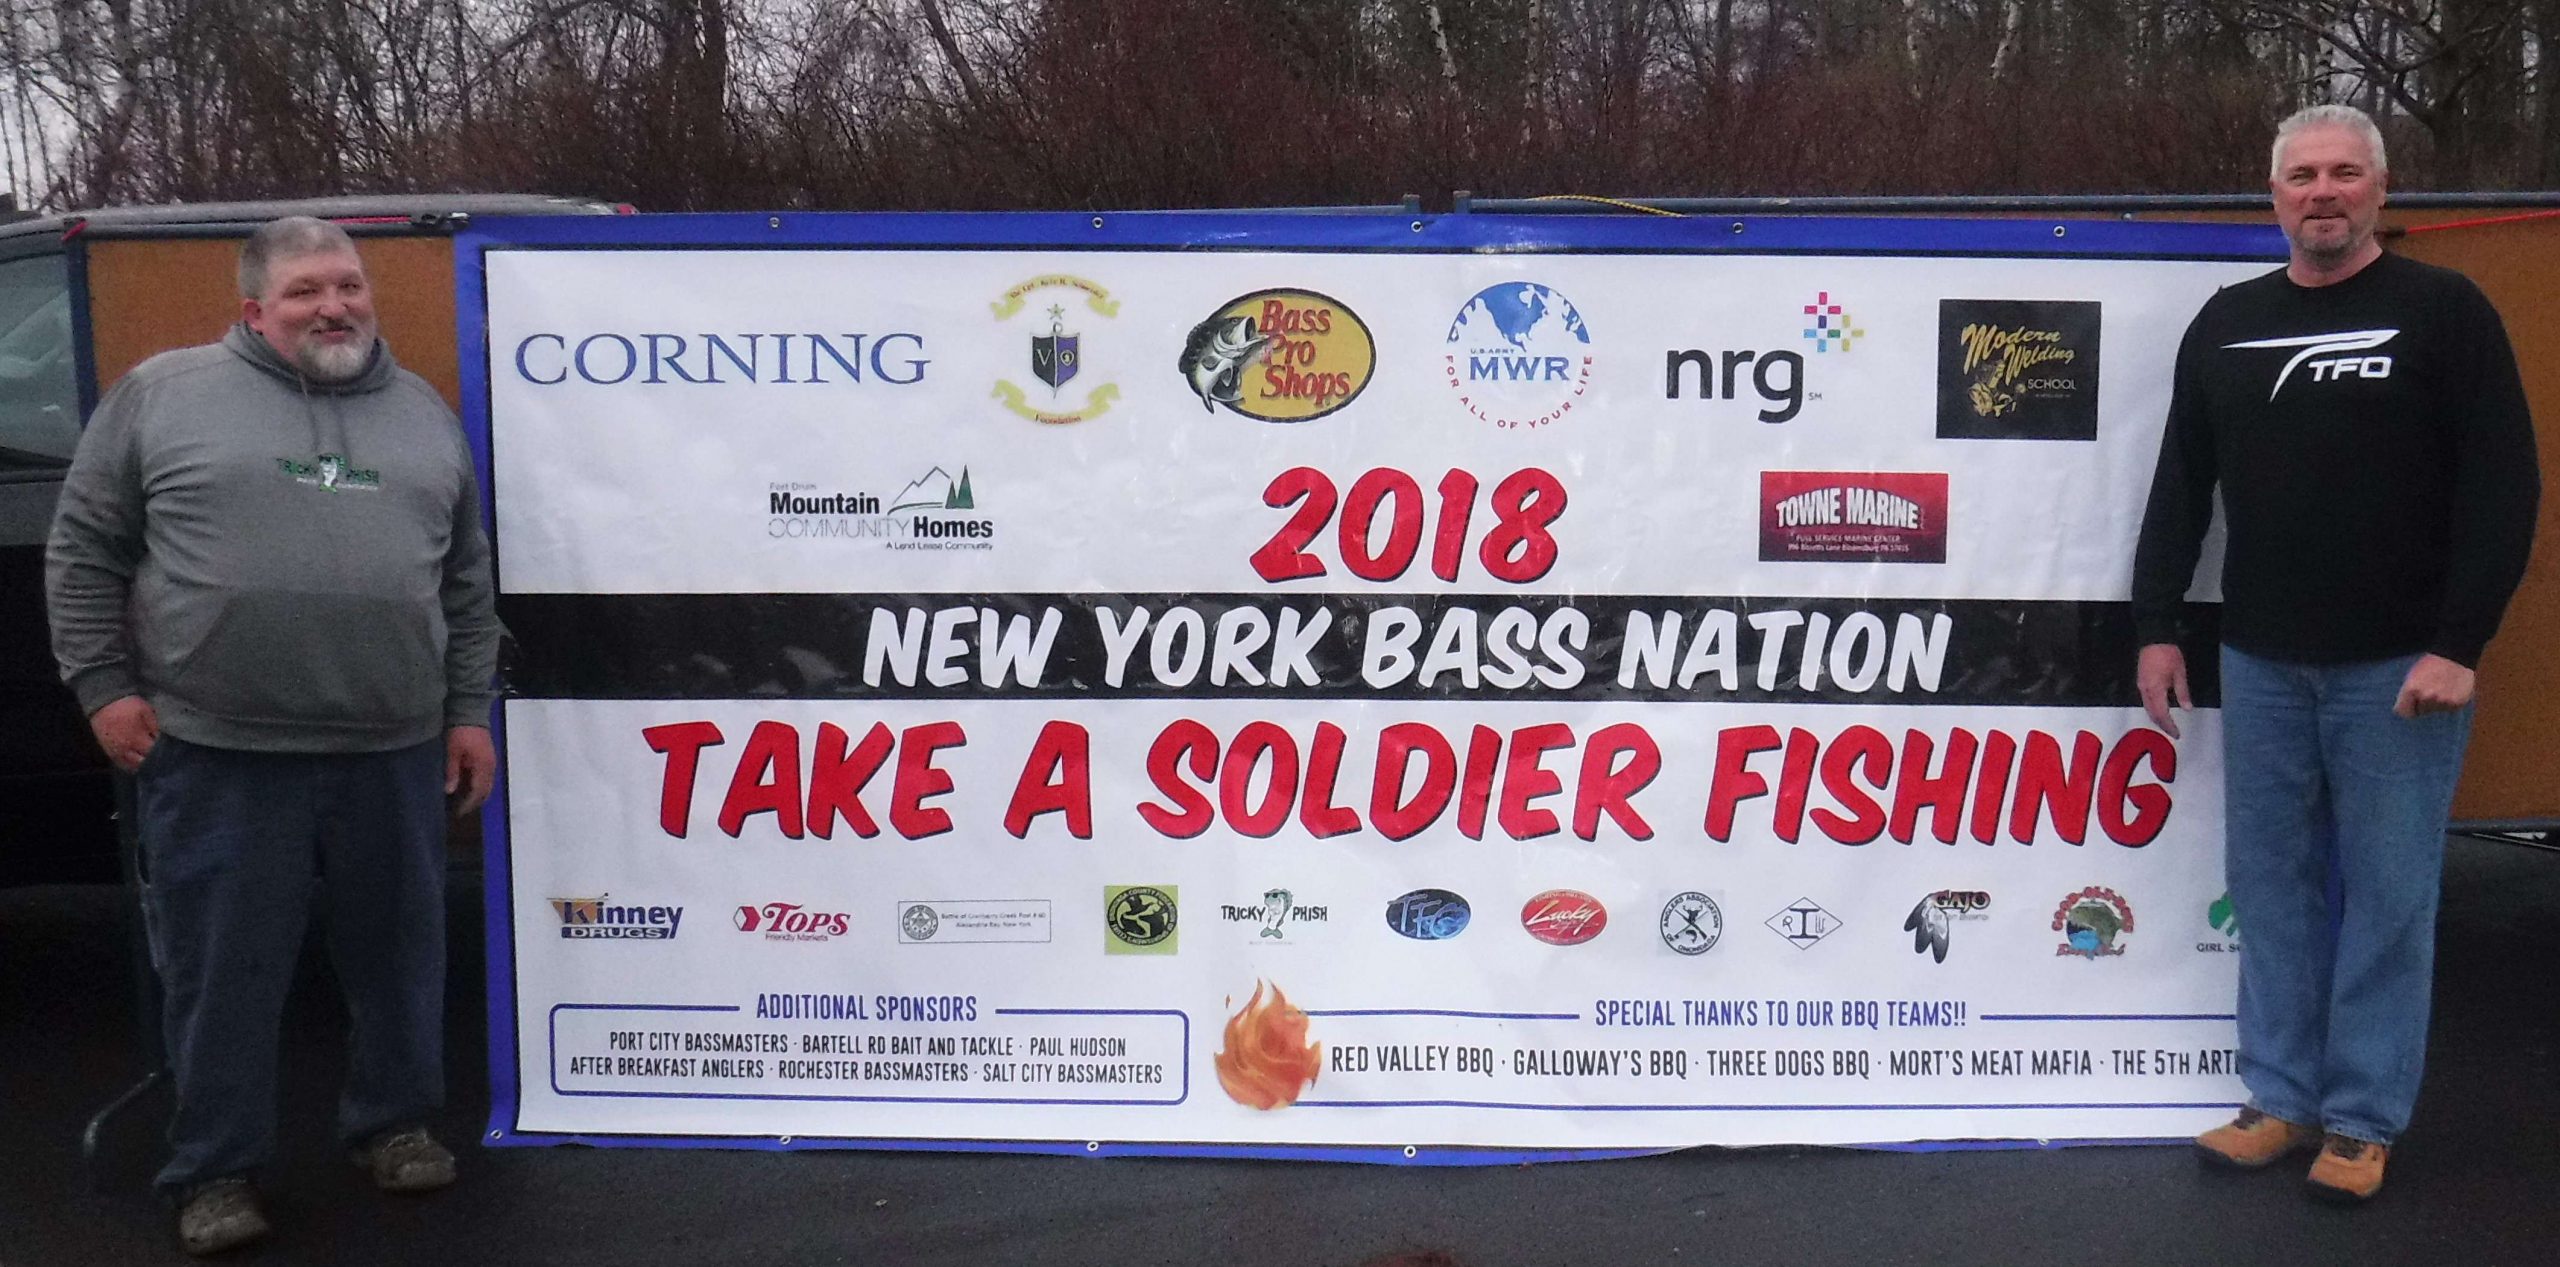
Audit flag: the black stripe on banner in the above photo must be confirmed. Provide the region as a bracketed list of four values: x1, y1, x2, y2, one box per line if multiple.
[500, 593, 2224, 708]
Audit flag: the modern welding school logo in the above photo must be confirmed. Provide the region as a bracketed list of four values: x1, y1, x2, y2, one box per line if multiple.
[1105, 885, 1180, 955]
[1760, 471, 1949, 563]
[2052, 886, 2135, 958]
[1177, 289, 1375, 422]
[991, 274, 1121, 424]
[1659, 892, 1724, 956]
[1443, 282, 1594, 430]
[1521, 889, 1608, 946]
[1902, 890, 1991, 964]
[1385, 888, 1471, 941]
[549, 895, 683, 941]
[1936, 299, 2101, 439]
[1766, 898, 1842, 949]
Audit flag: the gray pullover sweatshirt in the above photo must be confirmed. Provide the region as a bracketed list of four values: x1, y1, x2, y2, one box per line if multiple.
[46, 324, 498, 752]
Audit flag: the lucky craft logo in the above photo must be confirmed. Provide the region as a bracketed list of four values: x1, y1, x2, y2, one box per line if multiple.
[2223, 328, 2398, 400]
[1443, 281, 1594, 429]
[549, 895, 683, 941]
[277, 452, 380, 493]
[1105, 884, 1179, 955]
[1760, 471, 1949, 563]
[991, 275, 1121, 424]
[1384, 888, 1471, 941]
[1902, 889, 1990, 963]
[1936, 299, 2101, 440]
[1662, 290, 1858, 423]
[2052, 886, 2134, 958]
[765, 464, 993, 549]
[1220, 887, 1330, 942]
[1177, 289, 1375, 422]
[734, 901, 851, 942]
[1659, 892, 1724, 956]
[1521, 889, 1608, 945]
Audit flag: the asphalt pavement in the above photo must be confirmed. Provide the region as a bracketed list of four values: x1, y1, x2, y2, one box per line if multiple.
[6, 835, 2558, 1266]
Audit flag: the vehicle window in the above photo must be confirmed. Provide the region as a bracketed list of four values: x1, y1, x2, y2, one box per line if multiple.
[0, 253, 78, 471]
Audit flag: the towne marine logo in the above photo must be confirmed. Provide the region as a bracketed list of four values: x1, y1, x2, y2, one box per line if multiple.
[1177, 288, 1375, 422]
[2052, 886, 2134, 958]
[1443, 281, 1594, 430]
[991, 275, 1121, 424]
[1385, 888, 1471, 941]
[766, 464, 992, 549]
[1760, 470, 1949, 564]
[1936, 299, 2101, 440]
[1105, 885, 1179, 955]
[1663, 290, 1864, 424]
[1902, 889, 1990, 963]
[1221, 887, 1330, 941]
[549, 895, 683, 941]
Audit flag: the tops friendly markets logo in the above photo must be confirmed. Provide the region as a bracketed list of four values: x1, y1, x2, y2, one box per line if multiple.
[766, 465, 994, 549]
[1443, 282, 1593, 430]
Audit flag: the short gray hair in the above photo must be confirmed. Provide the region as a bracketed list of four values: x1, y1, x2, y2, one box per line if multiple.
[2271, 105, 2388, 180]
[238, 216, 362, 299]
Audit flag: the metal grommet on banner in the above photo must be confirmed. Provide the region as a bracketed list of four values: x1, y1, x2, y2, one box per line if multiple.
[778, 1135, 793, 1145]
[1731, 221, 1746, 234]
[2053, 224, 2068, 238]
[1085, 1141, 1101, 1153]
[1402, 1145, 1418, 1159]
[487, 1130, 502, 1141]
[767, 216, 782, 229]
[1091, 217, 1105, 230]
[1411, 221, 1424, 233]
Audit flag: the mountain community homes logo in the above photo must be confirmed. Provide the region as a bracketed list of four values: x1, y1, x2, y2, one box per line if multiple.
[991, 275, 1122, 424]
[765, 465, 993, 549]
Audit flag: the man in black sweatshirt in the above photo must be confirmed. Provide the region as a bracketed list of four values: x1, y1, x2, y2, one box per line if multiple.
[46, 218, 499, 1253]
[2133, 105, 2538, 1203]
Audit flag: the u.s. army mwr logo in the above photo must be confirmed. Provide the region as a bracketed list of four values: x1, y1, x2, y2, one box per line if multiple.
[2224, 328, 2398, 400]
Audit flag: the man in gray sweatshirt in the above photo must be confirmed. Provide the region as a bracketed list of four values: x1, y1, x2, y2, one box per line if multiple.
[46, 216, 498, 1255]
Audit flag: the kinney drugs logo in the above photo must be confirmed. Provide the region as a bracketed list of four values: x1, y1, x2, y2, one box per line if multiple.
[550, 895, 683, 941]
[1442, 281, 1595, 430]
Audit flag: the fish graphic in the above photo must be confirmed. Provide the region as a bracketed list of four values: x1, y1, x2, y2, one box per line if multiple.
[1178, 314, 1268, 412]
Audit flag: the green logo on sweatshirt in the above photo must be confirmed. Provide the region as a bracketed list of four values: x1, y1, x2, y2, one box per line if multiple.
[276, 453, 381, 493]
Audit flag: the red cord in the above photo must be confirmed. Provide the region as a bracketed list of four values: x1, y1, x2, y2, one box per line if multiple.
[2402, 209, 2560, 234]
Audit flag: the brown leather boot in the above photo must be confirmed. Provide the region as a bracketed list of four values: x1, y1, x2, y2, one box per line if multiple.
[2306, 1133, 2389, 1203]
[2195, 1106, 2319, 1169]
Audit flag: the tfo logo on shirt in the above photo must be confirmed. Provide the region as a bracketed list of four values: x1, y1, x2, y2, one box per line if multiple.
[2223, 328, 2399, 400]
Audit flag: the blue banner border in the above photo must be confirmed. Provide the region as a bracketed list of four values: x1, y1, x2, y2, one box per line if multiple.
[458, 209, 2280, 1166]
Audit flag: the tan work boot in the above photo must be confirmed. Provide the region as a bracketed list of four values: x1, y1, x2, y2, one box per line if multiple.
[2306, 1132, 2389, 1203]
[176, 1177, 271, 1256]
[351, 1124, 458, 1193]
[2195, 1106, 2319, 1169]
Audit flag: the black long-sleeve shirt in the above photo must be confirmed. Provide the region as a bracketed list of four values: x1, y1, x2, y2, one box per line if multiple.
[2132, 252, 2538, 669]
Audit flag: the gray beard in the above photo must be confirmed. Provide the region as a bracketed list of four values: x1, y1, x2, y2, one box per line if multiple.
[298, 337, 372, 383]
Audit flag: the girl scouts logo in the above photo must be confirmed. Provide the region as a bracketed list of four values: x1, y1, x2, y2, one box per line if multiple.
[993, 275, 1120, 424]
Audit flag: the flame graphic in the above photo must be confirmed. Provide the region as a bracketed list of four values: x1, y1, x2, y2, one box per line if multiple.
[1215, 981, 1322, 1110]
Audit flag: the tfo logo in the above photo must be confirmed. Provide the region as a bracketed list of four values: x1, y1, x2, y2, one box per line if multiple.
[734, 902, 851, 941]
[1443, 282, 1594, 430]
[2223, 329, 2399, 400]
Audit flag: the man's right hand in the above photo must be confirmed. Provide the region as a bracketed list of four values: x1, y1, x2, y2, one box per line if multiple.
[90, 696, 160, 772]
[2137, 643, 2192, 740]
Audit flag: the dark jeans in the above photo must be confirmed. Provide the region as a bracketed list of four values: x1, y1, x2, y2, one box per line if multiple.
[135, 734, 448, 1193]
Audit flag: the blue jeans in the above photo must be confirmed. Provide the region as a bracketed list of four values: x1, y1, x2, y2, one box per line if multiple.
[135, 734, 449, 1194]
[2220, 646, 2471, 1146]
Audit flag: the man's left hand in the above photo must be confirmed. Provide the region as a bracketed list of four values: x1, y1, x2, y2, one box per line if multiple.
[447, 725, 497, 816]
[2394, 654, 2476, 718]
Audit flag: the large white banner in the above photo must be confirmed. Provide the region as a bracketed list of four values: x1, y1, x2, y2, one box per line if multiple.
[472, 215, 2277, 1158]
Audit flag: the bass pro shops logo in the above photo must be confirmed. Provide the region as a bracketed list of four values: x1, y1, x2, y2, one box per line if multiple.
[1178, 289, 1375, 422]
[991, 275, 1121, 424]
[2223, 328, 2398, 400]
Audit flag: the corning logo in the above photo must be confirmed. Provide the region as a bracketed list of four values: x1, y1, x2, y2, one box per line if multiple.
[549, 894, 683, 941]
[1219, 887, 1329, 940]
[1178, 289, 1375, 422]
[1442, 281, 1594, 430]
[991, 275, 1121, 424]
[512, 331, 928, 386]
[2222, 329, 2398, 400]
